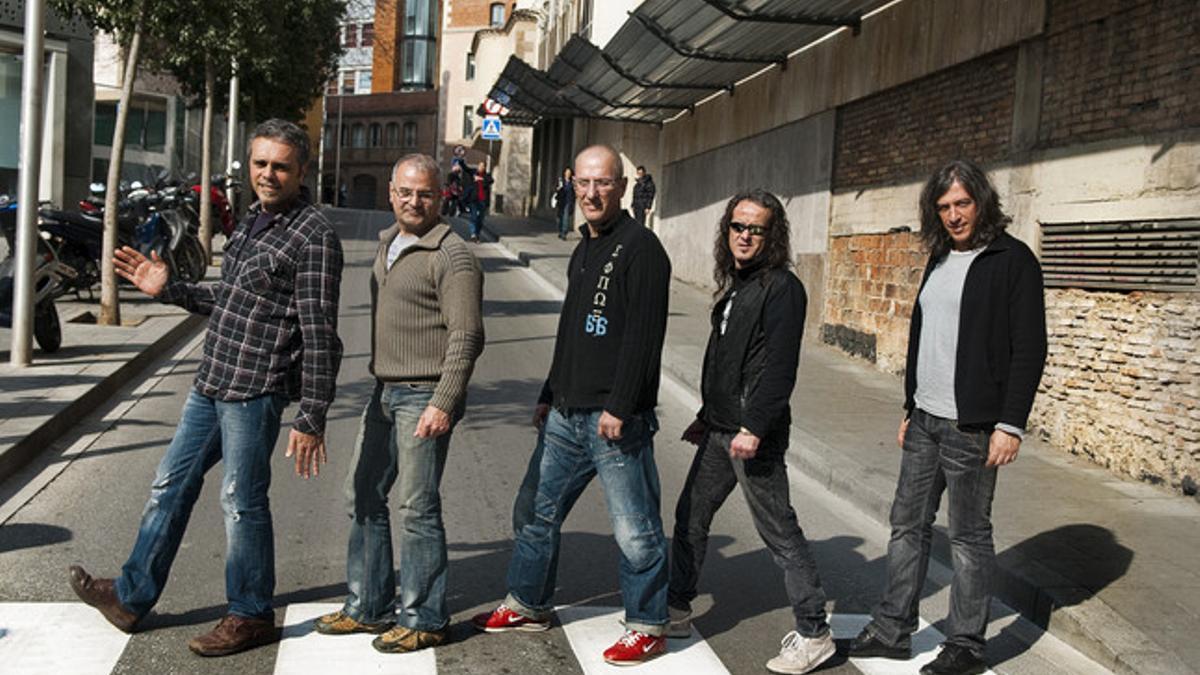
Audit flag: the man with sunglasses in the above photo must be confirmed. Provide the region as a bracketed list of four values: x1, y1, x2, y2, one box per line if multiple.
[473, 144, 674, 666]
[668, 189, 834, 674]
[313, 153, 484, 654]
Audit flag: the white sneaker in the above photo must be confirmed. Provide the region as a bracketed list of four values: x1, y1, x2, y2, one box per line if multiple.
[666, 606, 692, 639]
[765, 630, 836, 674]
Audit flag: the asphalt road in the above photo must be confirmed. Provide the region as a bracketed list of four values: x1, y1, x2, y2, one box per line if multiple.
[0, 212, 1107, 674]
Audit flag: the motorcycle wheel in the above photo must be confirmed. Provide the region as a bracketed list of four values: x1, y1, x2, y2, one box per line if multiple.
[176, 238, 207, 283]
[33, 301, 61, 353]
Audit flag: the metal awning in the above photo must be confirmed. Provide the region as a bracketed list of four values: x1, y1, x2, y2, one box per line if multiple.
[483, 0, 895, 126]
[483, 56, 586, 127]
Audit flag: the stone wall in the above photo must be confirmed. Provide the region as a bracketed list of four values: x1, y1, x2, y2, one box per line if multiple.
[1033, 289, 1200, 493]
[821, 232, 926, 374]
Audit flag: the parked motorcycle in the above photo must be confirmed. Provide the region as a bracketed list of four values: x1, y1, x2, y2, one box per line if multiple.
[0, 196, 75, 352]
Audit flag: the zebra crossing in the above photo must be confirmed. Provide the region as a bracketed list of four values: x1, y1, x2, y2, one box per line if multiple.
[0, 601, 998, 674]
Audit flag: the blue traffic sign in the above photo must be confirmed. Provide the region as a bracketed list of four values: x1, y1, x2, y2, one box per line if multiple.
[481, 115, 502, 140]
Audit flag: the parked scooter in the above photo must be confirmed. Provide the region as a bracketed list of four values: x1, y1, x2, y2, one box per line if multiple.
[0, 196, 75, 352]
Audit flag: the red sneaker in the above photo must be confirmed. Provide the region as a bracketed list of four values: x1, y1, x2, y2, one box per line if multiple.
[471, 604, 550, 633]
[603, 630, 667, 666]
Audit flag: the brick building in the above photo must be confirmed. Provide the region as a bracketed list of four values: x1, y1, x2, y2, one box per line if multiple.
[490, 0, 1199, 494]
[319, 0, 443, 210]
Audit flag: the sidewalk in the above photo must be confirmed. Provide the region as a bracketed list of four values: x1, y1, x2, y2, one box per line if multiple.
[478, 213, 1199, 675]
[0, 287, 204, 484]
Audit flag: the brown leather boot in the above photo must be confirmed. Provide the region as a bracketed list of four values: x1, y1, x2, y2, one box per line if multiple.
[188, 614, 280, 657]
[67, 565, 139, 633]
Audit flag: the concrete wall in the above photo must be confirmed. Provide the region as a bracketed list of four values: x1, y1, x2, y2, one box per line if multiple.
[658, 112, 834, 338]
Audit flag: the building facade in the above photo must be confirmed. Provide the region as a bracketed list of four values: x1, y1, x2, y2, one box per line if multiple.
[321, 0, 443, 210]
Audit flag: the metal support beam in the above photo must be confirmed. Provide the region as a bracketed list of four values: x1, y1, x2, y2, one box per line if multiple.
[630, 13, 786, 65]
[568, 83, 688, 112]
[591, 46, 729, 92]
[694, 0, 861, 30]
[11, 0, 45, 366]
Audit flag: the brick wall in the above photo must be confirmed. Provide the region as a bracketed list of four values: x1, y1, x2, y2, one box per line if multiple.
[1032, 289, 1200, 493]
[449, 0, 518, 28]
[1039, 0, 1200, 148]
[832, 48, 1017, 192]
[822, 232, 927, 374]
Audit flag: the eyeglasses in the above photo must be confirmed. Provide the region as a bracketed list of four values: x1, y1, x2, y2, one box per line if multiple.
[730, 222, 769, 237]
[574, 178, 619, 193]
[393, 187, 437, 202]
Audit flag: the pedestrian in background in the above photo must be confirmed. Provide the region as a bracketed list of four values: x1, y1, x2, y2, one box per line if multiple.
[465, 160, 493, 243]
[313, 153, 484, 655]
[552, 166, 575, 240]
[847, 159, 1047, 675]
[632, 165, 656, 227]
[441, 161, 464, 218]
[68, 119, 343, 657]
[669, 188, 834, 674]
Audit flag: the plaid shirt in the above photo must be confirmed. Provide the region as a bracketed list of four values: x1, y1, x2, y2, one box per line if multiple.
[160, 197, 344, 436]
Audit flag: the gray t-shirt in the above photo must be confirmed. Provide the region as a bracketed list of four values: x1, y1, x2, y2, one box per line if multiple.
[386, 232, 420, 269]
[914, 247, 983, 420]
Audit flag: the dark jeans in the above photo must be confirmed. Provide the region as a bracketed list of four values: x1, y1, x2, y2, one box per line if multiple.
[869, 408, 998, 657]
[668, 429, 829, 637]
[633, 207, 648, 227]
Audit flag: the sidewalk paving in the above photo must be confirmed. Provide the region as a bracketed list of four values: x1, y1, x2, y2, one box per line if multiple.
[477, 212, 1199, 675]
[0, 286, 204, 484]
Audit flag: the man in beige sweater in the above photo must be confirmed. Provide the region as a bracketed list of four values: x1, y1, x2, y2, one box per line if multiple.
[313, 153, 484, 654]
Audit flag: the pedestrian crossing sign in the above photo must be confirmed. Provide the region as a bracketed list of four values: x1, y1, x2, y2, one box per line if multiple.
[481, 115, 502, 140]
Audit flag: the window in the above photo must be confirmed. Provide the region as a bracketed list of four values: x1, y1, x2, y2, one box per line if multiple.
[343, 23, 358, 48]
[351, 123, 365, 148]
[403, 121, 417, 148]
[326, 77, 338, 96]
[357, 70, 372, 93]
[466, 53, 475, 81]
[361, 22, 374, 47]
[323, 125, 334, 149]
[462, 106, 474, 138]
[369, 123, 382, 147]
[579, 0, 593, 40]
[341, 124, 351, 147]
[93, 99, 166, 151]
[342, 71, 355, 94]
[1041, 219, 1200, 292]
[386, 122, 400, 147]
[490, 2, 505, 27]
[94, 102, 116, 148]
[402, 0, 437, 90]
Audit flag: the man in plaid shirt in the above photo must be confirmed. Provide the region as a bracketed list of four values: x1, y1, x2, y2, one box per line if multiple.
[68, 119, 343, 657]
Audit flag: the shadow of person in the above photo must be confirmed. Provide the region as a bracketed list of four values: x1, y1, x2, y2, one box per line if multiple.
[987, 523, 1133, 666]
[0, 523, 72, 554]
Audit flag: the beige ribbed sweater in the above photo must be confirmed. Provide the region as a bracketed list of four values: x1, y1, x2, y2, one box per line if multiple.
[370, 221, 484, 414]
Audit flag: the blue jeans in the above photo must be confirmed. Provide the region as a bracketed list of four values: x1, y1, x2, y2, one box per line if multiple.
[117, 389, 287, 620]
[557, 207, 573, 237]
[469, 204, 486, 238]
[505, 408, 669, 635]
[342, 381, 454, 631]
[669, 429, 829, 637]
[868, 408, 998, 657]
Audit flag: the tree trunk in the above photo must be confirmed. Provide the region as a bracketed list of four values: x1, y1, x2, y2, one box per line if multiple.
[199, 58, 214, 261]
[99, 23, 143, 327]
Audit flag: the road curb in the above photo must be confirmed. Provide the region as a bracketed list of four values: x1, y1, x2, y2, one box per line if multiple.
[483, 225, 1184, 675]
[0, 313, 206, 485]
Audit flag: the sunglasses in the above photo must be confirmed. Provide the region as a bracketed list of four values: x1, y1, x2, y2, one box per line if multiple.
[729, 222, 769, 237]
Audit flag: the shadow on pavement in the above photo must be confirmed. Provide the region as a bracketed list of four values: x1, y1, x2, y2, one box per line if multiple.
[0, 523, 73, 553]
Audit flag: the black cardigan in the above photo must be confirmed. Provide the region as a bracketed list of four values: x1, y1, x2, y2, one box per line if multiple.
[903, 232, 1047, 430]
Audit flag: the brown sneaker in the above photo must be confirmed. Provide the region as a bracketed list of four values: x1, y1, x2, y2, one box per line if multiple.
[313, 609, 394, 635]
[187, 614, 280, 657]
[371, 625, 447, 654]
[67, 565, 140, 633]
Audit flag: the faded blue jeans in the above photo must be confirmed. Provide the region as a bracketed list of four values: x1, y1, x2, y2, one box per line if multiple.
[505, 407, 669, 635]
[117, 389, 288, 620]
[341, 381, 455, 632]
[868, 408, 998, 657]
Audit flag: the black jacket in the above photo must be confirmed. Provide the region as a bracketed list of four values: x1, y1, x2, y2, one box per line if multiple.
[700, 264, 806, 452]
[632, 175, 656, 210]
[904, 232, 1047, 430]
[538, 212, 671, 419]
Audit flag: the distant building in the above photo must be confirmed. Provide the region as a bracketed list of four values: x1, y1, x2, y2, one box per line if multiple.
[320, 0, 441, 210]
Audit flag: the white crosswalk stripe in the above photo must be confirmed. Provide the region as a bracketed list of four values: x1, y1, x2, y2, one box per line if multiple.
[0, 603, 131, 675]
[274, 603, 437, 674]
[557, 605, 731, 674]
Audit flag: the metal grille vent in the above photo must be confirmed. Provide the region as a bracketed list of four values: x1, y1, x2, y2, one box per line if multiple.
[1040, 219, 1200, 292]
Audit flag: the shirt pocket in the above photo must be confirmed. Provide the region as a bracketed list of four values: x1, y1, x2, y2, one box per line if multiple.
[236, 252, 293, 295]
